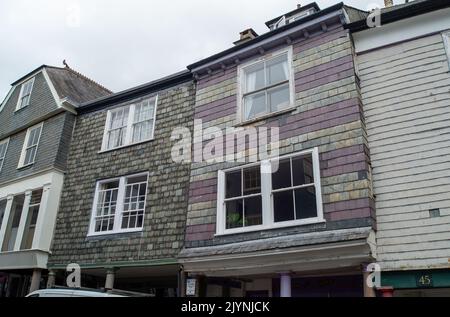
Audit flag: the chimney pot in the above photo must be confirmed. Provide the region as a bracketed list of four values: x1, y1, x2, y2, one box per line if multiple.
[384, 0, 394, 7]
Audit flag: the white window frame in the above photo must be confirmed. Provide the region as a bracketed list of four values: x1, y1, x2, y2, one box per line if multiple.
[16, 77, 35, 111]
[100, 95, 158, 152]
[17, 122, 43, 169]
[443, 31, 450, 68]
[216, 147, 324, 236]
[237, 47, 295, 124]
[0, 138, 10, 172]
[88, 172, 149, 237]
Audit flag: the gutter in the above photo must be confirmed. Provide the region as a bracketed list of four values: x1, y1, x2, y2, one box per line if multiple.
[345, 0, 450, 32]
[78, 69, 192, 114]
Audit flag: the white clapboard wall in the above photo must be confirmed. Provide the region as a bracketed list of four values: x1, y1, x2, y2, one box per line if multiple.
[357, 33, 450, 271]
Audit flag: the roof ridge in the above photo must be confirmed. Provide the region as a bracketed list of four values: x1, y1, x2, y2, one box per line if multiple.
[60, 65, 113, 94]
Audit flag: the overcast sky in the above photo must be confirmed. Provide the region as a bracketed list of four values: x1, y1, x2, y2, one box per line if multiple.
[0, 0, 397, 100]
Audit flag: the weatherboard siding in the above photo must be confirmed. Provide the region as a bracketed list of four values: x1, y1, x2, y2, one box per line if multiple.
[357, 33, 450, 271]
[185, 24, 375, 248]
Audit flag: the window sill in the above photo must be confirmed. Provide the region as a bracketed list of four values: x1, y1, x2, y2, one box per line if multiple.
[87, 228, 143, 238]
[234, 106, 296, 127]
[98, 138, 155, 154]
[17, 162, 34, 170]
[14, 106, 29, 113]
[215, 217, 326, 237]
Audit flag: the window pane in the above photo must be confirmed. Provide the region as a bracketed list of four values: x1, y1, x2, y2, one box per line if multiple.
[226, 170, 241, 198]
[226, 199, 243, 229]
[134, 100, 154, 123]
[244, 91, 266, 121]
[127, 175, 148, 184]
[267, 54, 289, 85]
[268, 84, 290, 113]
[0, 200, 7, 234]
[132, 120, 153, 143]
[244, 62, 265, 93]
[121, 177, 147, 230]
[273, 190, 295, 222]
[243, 167, 261, 195]
[244, 196, 262, 227]
[95, 180, 119, 232]
[295, 187, 317, 219]
[24, 146, 36, 165]
[1, 194, 24, 252]
[292, 154, 314, 186]
[0, 142, 8, 158]
[272, 159, 291, 190]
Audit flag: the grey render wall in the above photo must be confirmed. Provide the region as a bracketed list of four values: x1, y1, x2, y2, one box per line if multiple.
[357, 34, 450, 271]
[0, 72, 59, 139]
[48, 81, 195, 267]
[0, 112, 75, 185]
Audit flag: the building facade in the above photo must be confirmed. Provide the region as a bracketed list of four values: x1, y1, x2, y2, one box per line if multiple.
[0, 65, 110, 297]
[348, 0, 450, 297]
[178, 3, 378, 297]
[47, 71, 195, 297]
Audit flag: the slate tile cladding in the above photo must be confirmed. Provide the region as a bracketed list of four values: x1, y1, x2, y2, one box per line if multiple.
[0, 72, 59, 139]
[48, 81, 195, 266]
[185, 23, 375, 248]
[0, 112, 75, 184]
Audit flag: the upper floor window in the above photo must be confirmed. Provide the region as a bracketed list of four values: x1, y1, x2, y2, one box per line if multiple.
[88, 172, 148, 236]
[0, 138, 9, 172]
[101, 96, 157, 151]
[238, 48, 294, 122]
[216, 148, 324, 235]
[16, 77, 35, 110]
[18, 123, 43, 168]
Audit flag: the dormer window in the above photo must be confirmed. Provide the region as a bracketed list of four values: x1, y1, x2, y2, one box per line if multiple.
[16, 77, 35, 110]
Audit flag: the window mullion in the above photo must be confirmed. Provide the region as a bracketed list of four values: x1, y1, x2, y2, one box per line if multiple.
[114, 177, 126, 232]
[290, 158, 297, 220]
[126, 105, 135, 145]
[260, 160, 272, 226]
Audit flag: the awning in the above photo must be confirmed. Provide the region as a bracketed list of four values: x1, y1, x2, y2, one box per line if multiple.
[179, 227, 376, 277]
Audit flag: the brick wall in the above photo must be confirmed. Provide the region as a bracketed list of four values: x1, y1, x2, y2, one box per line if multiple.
[48, 82, 195, 266]
[185, 23, 375, 248]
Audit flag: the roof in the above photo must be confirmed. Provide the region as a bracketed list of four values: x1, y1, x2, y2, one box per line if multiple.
[187, 2, 345, 71]
[346, 0, 450, 32]
[45, 66, 112, 105]
[264, 2, 321, 27]
[78, 69, 192, 114]
[10, 64, 112, 107]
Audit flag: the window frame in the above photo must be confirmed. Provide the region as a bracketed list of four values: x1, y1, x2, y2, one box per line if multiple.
[0, 138, 10, 172]
[216, 148, 324, 236]
[443, 31, 450, 68]
[100, 95, 158, 152]
[17, 122, 43, 169]
[16, 77, 35, 111]
[237, 47, 295, 124]
[88, 172, 149, 237]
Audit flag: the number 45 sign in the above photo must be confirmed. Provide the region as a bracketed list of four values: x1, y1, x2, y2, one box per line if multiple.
[416, 274, 433, 288]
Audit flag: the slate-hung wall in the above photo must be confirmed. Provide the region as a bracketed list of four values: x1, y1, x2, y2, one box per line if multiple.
[0, 112, 75, 184]
[185, 23, 375, 248]
[48, 82, 195, 266]
[0, 72, 59, 139]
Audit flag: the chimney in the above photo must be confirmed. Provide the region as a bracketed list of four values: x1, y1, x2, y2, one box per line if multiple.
[384, 0, 394, 7]
[233, 28, 258, 46]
